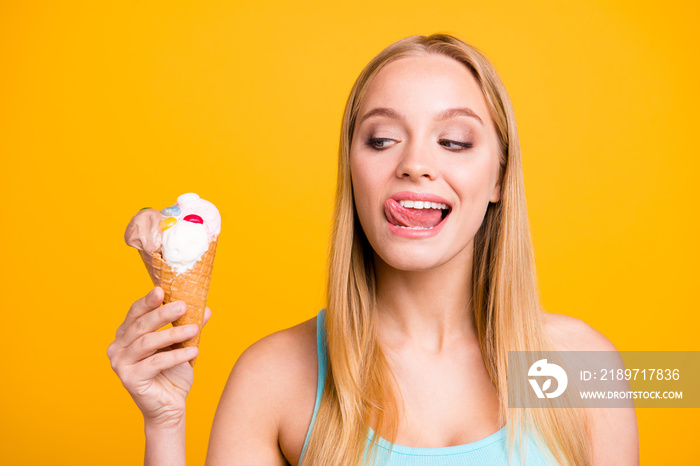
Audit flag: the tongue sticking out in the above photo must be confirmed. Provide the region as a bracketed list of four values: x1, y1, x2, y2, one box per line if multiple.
[384, 199, 444, 229]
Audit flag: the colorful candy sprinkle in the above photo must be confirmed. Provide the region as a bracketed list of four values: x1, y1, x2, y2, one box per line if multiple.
[139, 207, 152, 211]
[159, 217, 177, 231]
[161, 206, 182, 217]
[183, 214, 203, 224]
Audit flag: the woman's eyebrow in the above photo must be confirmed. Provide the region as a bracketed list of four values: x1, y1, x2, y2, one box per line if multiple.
[358, 107, 484, 126]
[359, 107, 405, 124]
[435, 107, 484, 125]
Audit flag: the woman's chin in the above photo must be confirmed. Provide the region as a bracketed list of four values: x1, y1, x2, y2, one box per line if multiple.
[373, 248, 447, 273]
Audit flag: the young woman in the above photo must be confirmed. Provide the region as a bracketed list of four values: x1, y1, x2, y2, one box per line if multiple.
[108, 34, 639, 465]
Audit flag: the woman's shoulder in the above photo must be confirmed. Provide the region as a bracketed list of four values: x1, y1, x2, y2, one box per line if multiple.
[228, 314, 319, 408]
[542, 311, 617, 352]
[541, 312, 639, 464]
[236, 315, 318, 372]
[207, 314, 320, 464]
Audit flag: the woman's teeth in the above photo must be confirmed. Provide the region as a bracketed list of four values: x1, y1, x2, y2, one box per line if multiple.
[396, 225, 436, 230]
[398, 200, 448, 210]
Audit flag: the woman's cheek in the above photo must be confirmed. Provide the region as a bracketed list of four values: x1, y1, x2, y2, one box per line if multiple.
[351, 162, 372, 215]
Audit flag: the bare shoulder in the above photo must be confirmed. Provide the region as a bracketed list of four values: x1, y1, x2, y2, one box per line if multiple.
[542, 312, 617, 352]
[206, 316, 318, 466]
[542, 312, 639, 465]
[231, 316, 318, 385]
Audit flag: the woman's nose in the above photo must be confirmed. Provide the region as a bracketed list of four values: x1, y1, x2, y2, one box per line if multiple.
[395, 140, 437, 181]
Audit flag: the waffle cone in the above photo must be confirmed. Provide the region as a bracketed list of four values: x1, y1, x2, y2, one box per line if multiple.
[139, 239, 217, 366]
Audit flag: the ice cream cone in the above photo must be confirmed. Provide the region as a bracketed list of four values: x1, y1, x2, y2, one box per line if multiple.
[140, 239, 218, 366]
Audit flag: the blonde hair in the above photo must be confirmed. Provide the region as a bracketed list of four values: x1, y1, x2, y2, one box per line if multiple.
[302, 34, 590, 465]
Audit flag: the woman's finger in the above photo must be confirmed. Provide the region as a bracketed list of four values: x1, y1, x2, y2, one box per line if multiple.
[115, 287, 164, 339]
[134, 346, 199, 380]
[124, 323, 200, 365]
[119, 300, 187, 349]
[202, 306, 212, 328]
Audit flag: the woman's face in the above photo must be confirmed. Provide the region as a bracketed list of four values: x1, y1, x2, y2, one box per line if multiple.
[350, 54, 502, 271]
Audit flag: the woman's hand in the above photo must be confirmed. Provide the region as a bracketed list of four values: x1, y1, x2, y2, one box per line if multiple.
[107, 286, 211, 428]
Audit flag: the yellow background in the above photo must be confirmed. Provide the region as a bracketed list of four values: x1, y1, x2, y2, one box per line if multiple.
[1, 1, 697, 464]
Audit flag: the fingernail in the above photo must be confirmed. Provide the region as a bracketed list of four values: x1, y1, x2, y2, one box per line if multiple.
[173, 303, 185, 313]
[186, 346, 198, 355]
[187, 324, 199, 334]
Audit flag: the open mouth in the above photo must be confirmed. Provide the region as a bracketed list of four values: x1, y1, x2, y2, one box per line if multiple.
[384, 199, 452, 230]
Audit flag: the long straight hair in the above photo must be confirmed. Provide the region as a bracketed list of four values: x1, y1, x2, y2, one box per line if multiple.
[302, 34, 590, 465]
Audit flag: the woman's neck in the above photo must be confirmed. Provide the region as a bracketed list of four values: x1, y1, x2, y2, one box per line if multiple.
[373, 249, 477, 352]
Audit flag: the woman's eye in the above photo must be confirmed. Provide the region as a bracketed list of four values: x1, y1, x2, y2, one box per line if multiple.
[439, 139, 473, 150]
[367, 138, 395, 150]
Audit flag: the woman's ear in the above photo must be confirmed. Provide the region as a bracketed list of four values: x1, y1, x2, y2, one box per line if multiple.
[489, 166, 503, 203]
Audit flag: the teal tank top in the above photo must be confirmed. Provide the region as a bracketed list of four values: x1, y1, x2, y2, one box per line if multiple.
[300, 310, 556, 465]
